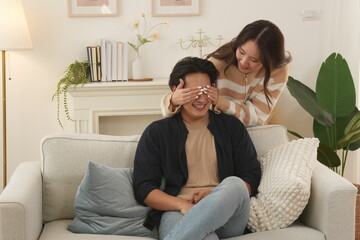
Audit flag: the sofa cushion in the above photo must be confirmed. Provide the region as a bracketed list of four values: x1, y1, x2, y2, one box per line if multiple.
[247, 125, 289, 157]
[41, 219, 325, 240]
[42, 220, 158, 240]
[68, 162, 157, 237]
[247, 138, 319, 232]
[41, 134, 141, 222]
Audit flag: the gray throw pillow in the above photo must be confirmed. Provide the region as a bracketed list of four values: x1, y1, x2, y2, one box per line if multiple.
[68, 161, 157, 238]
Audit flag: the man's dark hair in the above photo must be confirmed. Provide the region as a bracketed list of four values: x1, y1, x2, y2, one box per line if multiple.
[168, 57, 219, 89]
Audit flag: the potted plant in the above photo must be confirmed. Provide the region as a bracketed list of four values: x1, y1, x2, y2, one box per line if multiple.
[287, 52, 360, 176]
[287, 53, 360, 238]
[52, 60, 90, 128]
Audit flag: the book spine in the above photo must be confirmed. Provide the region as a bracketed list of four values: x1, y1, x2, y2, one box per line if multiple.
[87, 46, 95, 82]
[96, 46, 101, 81]
[100, 39, 107, 82]
[122, 42, 128, 81]
[91, 46, 98, 81]
[105, 41, 112, 81]
[116, 42, 123, 81]
[111, 41, 117, 81]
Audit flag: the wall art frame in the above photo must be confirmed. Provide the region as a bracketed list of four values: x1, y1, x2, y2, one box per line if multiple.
[152, 0, 200, 17]
[68, 0, 119, 17]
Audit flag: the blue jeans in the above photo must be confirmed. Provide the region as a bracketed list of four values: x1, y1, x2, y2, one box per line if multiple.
[159, 177, 250, 240]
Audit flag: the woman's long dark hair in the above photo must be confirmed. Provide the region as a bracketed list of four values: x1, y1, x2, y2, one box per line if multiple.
[207, 20, 292, 104]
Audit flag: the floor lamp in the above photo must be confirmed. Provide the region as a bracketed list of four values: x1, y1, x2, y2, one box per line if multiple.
[0, 0, 32, 188]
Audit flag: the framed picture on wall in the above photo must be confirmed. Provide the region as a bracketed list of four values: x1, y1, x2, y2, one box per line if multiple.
[152, 0, 200, 17]
[68, 0, 119, 17]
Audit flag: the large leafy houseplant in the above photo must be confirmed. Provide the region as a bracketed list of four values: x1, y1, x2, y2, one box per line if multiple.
[287, 52, 360, 176]
[52, 60, 90, 128]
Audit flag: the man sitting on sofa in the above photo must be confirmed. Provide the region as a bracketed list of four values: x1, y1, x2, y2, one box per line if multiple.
[133, 57, 261, 240]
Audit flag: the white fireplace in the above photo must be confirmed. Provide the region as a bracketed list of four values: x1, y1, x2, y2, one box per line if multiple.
[67, 79, 170, 135]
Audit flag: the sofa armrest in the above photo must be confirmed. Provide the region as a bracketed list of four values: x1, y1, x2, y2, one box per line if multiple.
[0, 161, 43, 240]
[301, 162, 357, 240]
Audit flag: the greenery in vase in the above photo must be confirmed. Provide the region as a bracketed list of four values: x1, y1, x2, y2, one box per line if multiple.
[52, 60, 90, 128]
[287, 52, 360, 176]
[127, 13, 169, 57]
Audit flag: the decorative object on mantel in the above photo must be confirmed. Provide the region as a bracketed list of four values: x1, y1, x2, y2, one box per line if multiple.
[128, 78, 153, 82]
[131, 55, 144, 79]
[177, 29, 223, 57]
[52, 60, 90, 128]
[0, 0, 33, 188]
[127, 13, 170, 79]
[100, 39, 129, 82]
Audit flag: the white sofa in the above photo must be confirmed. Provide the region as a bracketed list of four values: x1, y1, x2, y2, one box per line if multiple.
[0, 125, 357, 240]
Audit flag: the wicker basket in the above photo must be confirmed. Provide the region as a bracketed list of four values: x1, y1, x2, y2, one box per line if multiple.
[354, 183, 360, 240]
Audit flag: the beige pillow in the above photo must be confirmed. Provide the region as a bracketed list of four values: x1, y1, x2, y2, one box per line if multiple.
[247, 138, 319, 232]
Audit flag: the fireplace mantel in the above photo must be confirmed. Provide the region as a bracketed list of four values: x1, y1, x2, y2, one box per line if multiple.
[67, 79, 170, 134]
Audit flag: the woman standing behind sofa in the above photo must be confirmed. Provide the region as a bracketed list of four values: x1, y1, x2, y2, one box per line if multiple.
[161, 20, 292, 126]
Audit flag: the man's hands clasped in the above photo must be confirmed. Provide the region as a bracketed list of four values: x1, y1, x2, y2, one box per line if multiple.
[178, 189, 211, 215]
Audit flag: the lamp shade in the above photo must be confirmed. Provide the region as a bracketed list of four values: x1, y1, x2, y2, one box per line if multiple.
[0, 0, 32, 50]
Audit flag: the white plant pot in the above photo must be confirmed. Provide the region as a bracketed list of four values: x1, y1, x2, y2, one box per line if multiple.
[132, 56, 143, 79]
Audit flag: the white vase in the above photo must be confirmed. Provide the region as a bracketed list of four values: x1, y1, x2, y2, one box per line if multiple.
[132, 56, 143, 79]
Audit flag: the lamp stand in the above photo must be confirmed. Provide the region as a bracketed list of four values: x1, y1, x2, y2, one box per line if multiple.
[2, 51, 7, 188]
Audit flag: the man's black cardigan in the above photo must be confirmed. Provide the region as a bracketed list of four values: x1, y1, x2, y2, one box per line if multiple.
[133, 111, 261, 230]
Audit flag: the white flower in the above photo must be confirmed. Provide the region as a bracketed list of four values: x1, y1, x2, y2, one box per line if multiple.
[151, 32, 160, 40]
[132, 20, 139, 29]
[127, 13, 169, 57]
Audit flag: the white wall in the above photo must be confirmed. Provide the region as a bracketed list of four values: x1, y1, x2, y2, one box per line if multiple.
[0, 0, 359, 188]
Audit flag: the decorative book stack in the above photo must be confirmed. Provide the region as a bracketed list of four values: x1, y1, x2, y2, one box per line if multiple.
[87, 46, 101, 81]
[87, 39, 128, 82]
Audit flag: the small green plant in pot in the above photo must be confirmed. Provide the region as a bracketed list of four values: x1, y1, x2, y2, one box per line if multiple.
[52, 60, 90, 128]
[287, 52, 360, 176]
